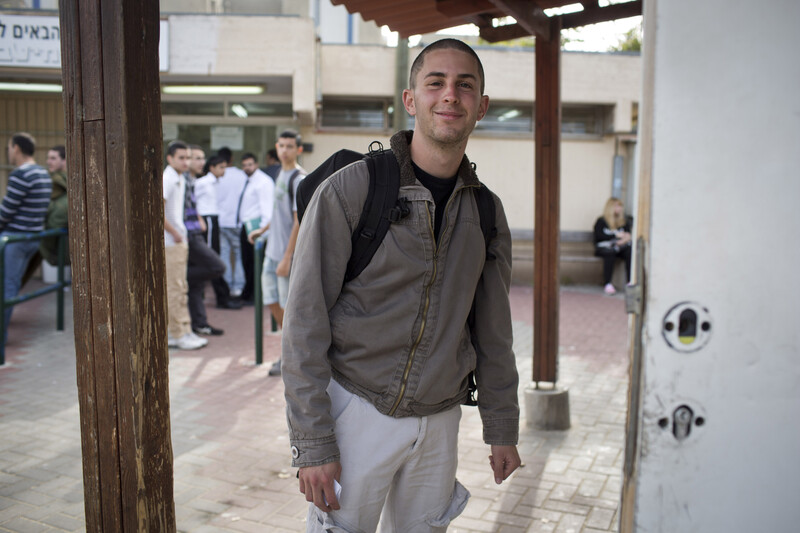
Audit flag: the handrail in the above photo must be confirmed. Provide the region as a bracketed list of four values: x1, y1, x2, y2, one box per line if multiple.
[0, 228, 70, 365]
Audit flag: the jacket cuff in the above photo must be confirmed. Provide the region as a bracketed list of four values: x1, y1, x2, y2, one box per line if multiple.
[290, 436, 341, 468]
[482, 418, 519, 446]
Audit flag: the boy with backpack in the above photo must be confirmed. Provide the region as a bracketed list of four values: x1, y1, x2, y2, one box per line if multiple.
[282, 39, 521, 531]
[249, 130, 304, 376]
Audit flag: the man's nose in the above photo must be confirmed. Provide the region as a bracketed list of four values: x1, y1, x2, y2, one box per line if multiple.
[442, 81, 461, 103]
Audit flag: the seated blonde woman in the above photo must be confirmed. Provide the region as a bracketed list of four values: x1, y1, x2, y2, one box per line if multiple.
[593, 197, 633, 295]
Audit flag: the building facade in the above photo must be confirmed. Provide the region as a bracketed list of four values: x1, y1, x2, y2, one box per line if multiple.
[0, 1, 640, 240]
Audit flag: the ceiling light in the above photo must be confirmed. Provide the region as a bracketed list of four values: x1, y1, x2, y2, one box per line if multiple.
[499, 109, 521, 122]
[0, 82, 62, 93]
[231, 104, 248, 118]
[162, 85, 264, 95]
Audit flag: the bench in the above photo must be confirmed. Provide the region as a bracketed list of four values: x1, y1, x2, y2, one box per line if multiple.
[510, 230, 626, 287]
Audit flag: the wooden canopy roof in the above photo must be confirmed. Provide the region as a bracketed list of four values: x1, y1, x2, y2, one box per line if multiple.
[331, 0, 642, 40]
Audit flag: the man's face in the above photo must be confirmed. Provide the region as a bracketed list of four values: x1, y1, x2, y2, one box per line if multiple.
[402, 48, 489, 148]
[189, 149, 206, 177]
[7, 141, 20, 167]
[241, 157, 258, 176]
[167, 148, 189, 174]
[276, 137, 301, 167]
[210, 162, 226, 178]
[47, 150, 66, 173]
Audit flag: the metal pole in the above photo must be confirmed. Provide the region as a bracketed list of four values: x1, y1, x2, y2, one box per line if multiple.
[254, 238, 263, 365]
[57, 230, 65, 331]
[393, 38, 409, 131]
[0, 236, 6, 365]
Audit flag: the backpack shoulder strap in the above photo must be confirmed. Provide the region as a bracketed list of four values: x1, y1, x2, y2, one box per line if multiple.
[287, 169, 301, 206]
[473, 183, 498, 261]
[345, 147, 401, 283]
[465, 182, 499, 407]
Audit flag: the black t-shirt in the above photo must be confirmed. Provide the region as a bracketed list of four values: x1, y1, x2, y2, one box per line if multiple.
[412, 161, 457, 242]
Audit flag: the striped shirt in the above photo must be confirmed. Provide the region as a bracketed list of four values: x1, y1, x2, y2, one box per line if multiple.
[0, 163, 52, 233]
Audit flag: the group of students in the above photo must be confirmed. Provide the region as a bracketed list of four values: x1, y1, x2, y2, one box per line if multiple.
[1, 133, 67, 344]
[162, 130, 305, 371]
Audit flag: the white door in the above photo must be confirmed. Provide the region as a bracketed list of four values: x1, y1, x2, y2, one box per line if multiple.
[622, 1, 800, 531]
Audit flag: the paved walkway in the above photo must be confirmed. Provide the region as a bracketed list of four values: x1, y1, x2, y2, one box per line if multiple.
[0, 282, 629, 533]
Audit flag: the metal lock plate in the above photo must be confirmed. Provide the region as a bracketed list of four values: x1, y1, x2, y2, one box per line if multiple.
[662, 302, 712, 353]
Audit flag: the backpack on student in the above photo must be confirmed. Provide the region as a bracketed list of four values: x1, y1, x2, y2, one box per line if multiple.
[295, 141, 498, 406]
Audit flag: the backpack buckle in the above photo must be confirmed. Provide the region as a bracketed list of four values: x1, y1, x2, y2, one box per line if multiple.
[368, 141, 385, 155]
[386, 198, 410, 222]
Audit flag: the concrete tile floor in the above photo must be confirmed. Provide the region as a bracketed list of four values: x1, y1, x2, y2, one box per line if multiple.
[0, 283, 629, 532]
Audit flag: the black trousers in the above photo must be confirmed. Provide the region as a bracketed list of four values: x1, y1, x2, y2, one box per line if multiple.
[202, 215, 233, 306]
[595, 245, 632, 285]
[238, 225, 265, 302]
[187, 232, 226, 328]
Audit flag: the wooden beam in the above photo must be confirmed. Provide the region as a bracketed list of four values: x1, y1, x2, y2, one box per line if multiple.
[489, 0, 550, 40]
[435, 0, 500, 18]
[59, 0, 176, 530]
[533, 15, 562, 384]
[354, 0, 428, 20]
[562, 0, 642, 29]
[479, 22, 531, 43]
[372, 8, 455, 28]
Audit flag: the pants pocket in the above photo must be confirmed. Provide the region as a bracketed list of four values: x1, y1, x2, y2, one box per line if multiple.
[426, 479, 471, 529]
[307, 505, 362, 533]
[327, 379, 358, 421]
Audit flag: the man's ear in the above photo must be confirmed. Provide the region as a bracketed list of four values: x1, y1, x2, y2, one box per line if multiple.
[477, 95, 490, 121]
[402, 89, 416, 116]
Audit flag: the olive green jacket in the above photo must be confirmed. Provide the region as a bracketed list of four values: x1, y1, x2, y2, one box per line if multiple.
[282, 131, 519, 468]
[40, 170, 69, 266]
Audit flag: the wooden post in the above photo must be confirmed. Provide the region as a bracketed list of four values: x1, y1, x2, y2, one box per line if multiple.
[533, 17, 562, 384]
[59, 0, 176, 531]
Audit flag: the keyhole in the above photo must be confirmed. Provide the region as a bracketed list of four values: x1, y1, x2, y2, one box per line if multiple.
[673, 405, 694, 441]
[678, 309, 698, 345]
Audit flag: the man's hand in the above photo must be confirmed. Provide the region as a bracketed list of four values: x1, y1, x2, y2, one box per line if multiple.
[276, 255, 291, 277]
[489, 445, 521, 484]
[247, 228, 262, 245]
[299, 462, 342, 512]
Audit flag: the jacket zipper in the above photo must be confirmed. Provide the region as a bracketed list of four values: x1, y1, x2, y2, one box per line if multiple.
[387, 185, 473, 416]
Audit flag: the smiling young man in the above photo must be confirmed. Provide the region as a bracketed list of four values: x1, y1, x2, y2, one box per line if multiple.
[282, 39, 521, 532]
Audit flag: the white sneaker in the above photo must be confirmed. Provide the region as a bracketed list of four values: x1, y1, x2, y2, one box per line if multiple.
[175, 333, 207, 350]
[186, 331, 209, 347]
[167, 333, 178, 348]
[604, 283, 617, 295]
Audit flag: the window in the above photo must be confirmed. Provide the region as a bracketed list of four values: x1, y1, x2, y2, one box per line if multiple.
[320, 99, 393, 130]
[476, 103, 533, 134]
[228, 102, 293, 118]
[561, 104, 610, 137]
[161, 102, 225, 116]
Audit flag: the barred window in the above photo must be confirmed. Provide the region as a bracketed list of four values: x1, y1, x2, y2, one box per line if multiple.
[320, 99, 392, 130]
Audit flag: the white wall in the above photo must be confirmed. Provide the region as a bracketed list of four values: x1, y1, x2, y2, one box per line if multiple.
[168, 15, 316, 123]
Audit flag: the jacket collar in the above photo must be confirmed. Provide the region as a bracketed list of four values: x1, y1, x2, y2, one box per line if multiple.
[390, 130, 480, 189]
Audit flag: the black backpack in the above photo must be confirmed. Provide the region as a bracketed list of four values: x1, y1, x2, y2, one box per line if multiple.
[296, 141, 498, 406]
